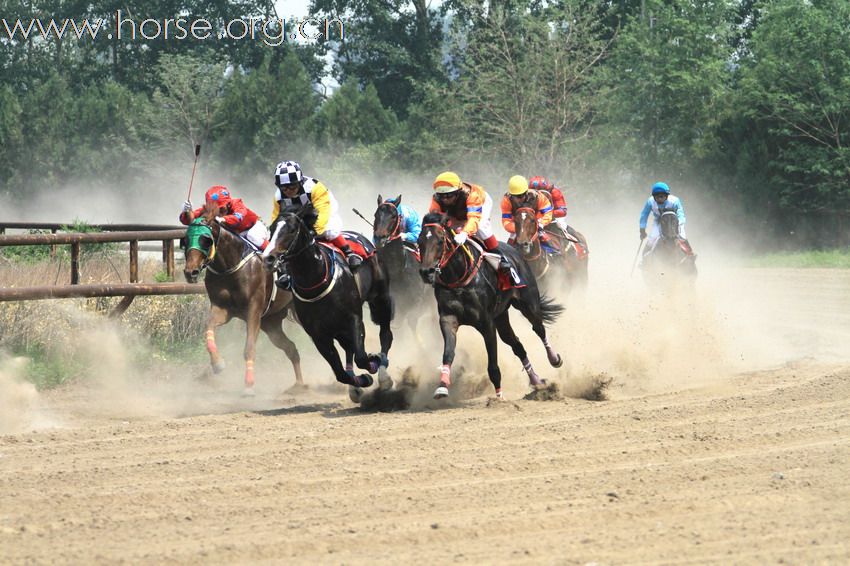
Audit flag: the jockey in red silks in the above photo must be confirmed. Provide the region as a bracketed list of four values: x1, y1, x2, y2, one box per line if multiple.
[180, 186, 269, 251]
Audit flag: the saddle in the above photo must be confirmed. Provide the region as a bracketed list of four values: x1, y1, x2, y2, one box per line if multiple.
[543, 225, 589, 259]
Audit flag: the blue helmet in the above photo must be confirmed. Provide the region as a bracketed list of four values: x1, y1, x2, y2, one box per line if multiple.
[651, 182, 670, 195]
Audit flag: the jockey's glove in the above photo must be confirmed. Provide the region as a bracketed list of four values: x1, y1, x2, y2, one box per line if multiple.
[453, 231, 468, 245]
[182, 200, 192, 212]
[640, 228, 647, 240]
[215, 216, 225, 224]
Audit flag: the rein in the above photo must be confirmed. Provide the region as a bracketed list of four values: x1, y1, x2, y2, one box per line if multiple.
[422, 222, 483, 288]
[269, 213, 341, 302]
[377, 201, 403, 242]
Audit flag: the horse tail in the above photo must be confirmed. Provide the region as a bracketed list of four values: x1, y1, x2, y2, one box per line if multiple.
[539, 294, 564, 324]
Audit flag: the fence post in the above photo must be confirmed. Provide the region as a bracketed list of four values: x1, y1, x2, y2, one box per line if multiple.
[70, 242, 80, 284]
[163, 239, 175, 280]
[50, 228, 57, 258]
[129, 240, 139, 283]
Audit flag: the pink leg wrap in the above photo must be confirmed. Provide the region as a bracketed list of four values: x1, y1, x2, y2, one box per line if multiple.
[439, 364, 452, 387]
[245, 360, 255, 387]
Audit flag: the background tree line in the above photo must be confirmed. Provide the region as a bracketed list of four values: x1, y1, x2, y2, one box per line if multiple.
[0, 0, 848, 248]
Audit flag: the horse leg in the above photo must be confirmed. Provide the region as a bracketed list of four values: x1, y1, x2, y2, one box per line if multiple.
[330, 331, 374, 405]
[368, 283, 395, 390]
[206, 305, 231, 374]
[479, 322, 503, 398]
[351, 312, 382, 375]
[434, 314, 459, 399]
[494, 311, 544, 389]
[261, 315, 304, 389]
[514, 298, 563, 368]
[241, 304, 263, 395]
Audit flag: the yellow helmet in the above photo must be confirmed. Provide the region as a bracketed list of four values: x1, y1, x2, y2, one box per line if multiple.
[508, 175, 529, 196]
[433, 171, 462, 194]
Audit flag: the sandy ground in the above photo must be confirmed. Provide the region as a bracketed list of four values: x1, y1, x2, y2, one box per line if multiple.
[1, 267, 849, 564]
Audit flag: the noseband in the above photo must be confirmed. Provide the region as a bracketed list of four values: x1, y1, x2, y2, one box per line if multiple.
[267, 213, 316, 270]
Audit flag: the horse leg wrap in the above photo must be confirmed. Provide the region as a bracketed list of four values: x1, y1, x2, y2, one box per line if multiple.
[206, 330, 218, 354]
[522, 357, 543, 386]
[543, 338, 562, 367]
[380, 352, 389, 368]
[345, 363, 354, 377]
[245, 360, 255, 388]
[439, 364, 452, 387]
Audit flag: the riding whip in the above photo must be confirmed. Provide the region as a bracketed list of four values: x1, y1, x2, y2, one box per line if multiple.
[186, 144, 201, 202]
[630, 239, 645, 277]
[352, 208, 374, 228]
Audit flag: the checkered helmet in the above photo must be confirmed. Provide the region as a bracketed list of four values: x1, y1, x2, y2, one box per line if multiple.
[274, 161, 304, 187]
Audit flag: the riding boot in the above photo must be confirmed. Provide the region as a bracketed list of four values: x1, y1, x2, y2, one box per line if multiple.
[341, 245, 363, 269]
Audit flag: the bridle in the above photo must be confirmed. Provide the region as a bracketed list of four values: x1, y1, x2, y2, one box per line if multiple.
[421, 222, 482, 288]
[375, 201, 402, 244]
[513, 207, 545, 261]
[267, 212, 316, 269]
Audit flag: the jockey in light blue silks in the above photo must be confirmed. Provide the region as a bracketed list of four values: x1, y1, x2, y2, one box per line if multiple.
[384, 197, 422, 245]
[639, 182, 692, 254]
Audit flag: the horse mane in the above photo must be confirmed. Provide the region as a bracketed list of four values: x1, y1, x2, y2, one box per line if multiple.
[422, 212, 446, 225]
[200, 200, 220, 222]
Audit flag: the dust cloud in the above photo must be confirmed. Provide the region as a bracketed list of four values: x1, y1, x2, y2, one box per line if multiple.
[3, 163, 850, 425]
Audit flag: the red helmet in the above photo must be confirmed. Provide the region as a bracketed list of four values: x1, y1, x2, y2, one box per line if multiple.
[528, 176, 550, 190]
[205, 186, 231, 206]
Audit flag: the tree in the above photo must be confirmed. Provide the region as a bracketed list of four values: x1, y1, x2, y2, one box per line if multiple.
[313, 81, 398, 150]
[735, 0, 850, 214]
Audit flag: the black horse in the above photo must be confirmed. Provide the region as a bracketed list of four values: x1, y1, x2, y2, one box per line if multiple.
[418, 212, 564, 400]
[372, 195, 428, 334]
[263, 205, 394, 402]
[182, 202, 303, 395]
[641, 210, 697, 285]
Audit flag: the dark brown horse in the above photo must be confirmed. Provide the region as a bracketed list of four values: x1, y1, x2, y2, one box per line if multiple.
[182, 202, 303, 395]
[512, 207, 589, 290]
[418, 212, 564, 400]
[641, 210, 697, 286]
[263, 204, 394, 403]
[372, 195, 428, 335]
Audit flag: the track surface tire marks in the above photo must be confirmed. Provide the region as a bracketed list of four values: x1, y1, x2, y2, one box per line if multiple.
[1, 363, 849, 564]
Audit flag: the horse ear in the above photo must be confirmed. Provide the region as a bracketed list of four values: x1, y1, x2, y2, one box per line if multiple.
[377, 194, 383, 205]
[396, 194, 402, 205]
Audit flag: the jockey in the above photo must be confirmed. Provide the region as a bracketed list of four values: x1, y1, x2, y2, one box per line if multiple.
[180, 186, 269, 251]
[528, 175, 583, 240]
[429, 171, 519, 283]
[639, 182, 693, 253]
[377, 197, 422, 245]
[500, 175, 554, 247]
[269, 160, 367, 270]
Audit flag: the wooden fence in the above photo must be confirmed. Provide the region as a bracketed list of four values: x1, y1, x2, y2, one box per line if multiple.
[0, 222, 205, 313]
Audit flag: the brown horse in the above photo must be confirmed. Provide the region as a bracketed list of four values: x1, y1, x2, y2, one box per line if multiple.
[512, 207, 589, 290]
[182, 202, 303, 395]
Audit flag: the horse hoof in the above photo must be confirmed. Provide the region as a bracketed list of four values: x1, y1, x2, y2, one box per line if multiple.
[550, 354, 563, 368]
[212, 360, 226, 374]
[433, 386, 449, 399]
[348, 386, 364, 404]
[368, 356, 382, 374]
[242, 386, 256, 397]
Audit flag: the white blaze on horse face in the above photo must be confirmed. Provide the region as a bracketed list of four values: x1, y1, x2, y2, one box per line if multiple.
[264, 222, 285, 258]
[426, 231, 433, 239]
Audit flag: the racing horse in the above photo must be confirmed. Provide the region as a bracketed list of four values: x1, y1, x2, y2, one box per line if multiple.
[182, 202, 303, 395]
[372, 195, 428, 334]
[641, 210, 697, 285]
[418, 212, 564, 400]
[512, 207, 589, 290]
[263, 204, 394, 403]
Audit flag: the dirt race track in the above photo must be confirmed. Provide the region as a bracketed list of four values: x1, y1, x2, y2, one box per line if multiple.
[1, 268, 850, 564]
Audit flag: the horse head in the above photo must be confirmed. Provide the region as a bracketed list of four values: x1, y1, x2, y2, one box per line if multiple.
[373, 194, 402, 249]
[263, 204, 317, 272]
[512, 206, 540, 256]
[182, 201, 222, 283]
[659, 210, 680, 241]
[418, 212, 452, 285]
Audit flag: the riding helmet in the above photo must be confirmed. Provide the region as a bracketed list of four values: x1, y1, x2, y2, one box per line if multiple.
[651, 182, 670, 195]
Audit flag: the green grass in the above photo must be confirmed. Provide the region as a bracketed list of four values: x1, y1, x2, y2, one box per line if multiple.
[748, 249, 850, 268]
